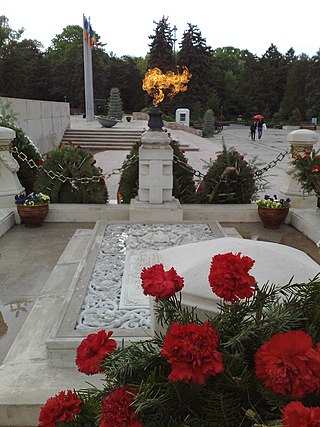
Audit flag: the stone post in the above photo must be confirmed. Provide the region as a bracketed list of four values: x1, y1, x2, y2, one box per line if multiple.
[279, 129, 319, 208]
[138, 132, 173, 204]
[130, 107, 182, 222]
[0, 126, 25, 208]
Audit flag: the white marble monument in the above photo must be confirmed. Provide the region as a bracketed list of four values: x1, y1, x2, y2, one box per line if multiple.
[130, 107, 183, 221]
[0, 126, 24, 208]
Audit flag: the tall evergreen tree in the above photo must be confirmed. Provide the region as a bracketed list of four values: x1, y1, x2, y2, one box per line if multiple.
[238, 50, 265, 117]
[305, 50, 320, 119]
[178, 24, 215, 121]
[259, 44, 288, 115]
[147, 16, 175, 72]
[281, 53, 309, 121]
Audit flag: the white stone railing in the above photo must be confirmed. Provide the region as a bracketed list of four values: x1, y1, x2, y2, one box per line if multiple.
[0, 126, 24, 208]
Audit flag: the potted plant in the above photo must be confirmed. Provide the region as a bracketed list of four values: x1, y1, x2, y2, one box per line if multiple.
[256, 194, 291, 229]
[37, 253, 320, 427]
[15, 192, 50, 227]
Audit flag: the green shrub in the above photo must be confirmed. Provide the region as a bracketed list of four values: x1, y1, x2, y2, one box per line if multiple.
[288, 107, 301, 126]
[202, 109, 215, 137]
[196, 143, 258, 204]
[34, 143, 108, 203]
[105, 87, 123, 120]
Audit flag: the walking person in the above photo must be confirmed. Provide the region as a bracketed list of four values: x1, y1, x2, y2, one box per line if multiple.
[257, 120, 263, 140]
[250, 122, 256, 141]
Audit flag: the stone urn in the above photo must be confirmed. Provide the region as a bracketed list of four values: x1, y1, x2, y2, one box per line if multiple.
[17, 204, 49, 228]
[258, 207, 289, 229]
[97, 116, 118, 128]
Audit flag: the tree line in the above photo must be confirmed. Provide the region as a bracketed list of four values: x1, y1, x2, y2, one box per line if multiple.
[0, 15, 319, 125]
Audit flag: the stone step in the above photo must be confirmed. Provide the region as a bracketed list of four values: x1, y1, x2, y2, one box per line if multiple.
[64, 129, 143, 136]
[0, 208, 15, 238]
[221, 226, 243, 238]
[61, 128, 198, 152]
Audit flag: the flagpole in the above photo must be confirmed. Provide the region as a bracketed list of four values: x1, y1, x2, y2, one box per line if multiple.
[83, 14, 94, 122]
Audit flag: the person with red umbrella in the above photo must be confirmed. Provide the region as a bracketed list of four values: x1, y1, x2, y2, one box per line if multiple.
[253, 114, 264, 120]
[253, 115, 264, 139]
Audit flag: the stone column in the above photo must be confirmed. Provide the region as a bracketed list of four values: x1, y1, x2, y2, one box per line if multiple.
[138, 131, 173, 204]
[279, 129, 319, 208]
[130, 107, 182, 222]
[0, 126, 25, 208]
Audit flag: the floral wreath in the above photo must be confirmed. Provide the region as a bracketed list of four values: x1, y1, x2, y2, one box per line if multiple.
[38, 252, 320, 427]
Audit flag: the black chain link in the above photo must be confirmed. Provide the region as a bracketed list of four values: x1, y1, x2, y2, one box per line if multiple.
[174, 147, 291, 181]
[253, 147, 291, 178]
[11, 144, 290, 185]
[10, 145, 137, 183]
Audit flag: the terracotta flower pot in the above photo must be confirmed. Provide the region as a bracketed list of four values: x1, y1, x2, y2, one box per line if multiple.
[258, 207, 289, 230]
[17, 204, 49, 228]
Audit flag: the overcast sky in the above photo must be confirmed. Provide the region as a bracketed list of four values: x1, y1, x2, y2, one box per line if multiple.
[2, 0, 320, 58]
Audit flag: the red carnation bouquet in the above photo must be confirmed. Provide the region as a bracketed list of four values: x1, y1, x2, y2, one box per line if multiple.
[38, 253, 320, 427]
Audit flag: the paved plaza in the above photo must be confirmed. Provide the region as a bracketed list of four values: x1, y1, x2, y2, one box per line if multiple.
[0, 117, 320, 426]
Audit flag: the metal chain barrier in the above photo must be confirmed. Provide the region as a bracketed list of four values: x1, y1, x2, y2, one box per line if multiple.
[10, 145, 138, 184]
[173, 147, 291, 182]
[253, 147, 291, 178]
[11, 144, 290, 186]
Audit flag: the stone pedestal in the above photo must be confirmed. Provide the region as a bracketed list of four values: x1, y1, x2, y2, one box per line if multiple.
[130, 198, 183, 222]
[280, 129, 319, 208]
[0, 126, 24, 208]
[138, 130, 173, 204]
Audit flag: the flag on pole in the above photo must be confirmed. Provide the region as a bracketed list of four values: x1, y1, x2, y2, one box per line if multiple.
[83, 16, 89, 44]
[83, 15, 97, 49]
[83, 14, 94, 121]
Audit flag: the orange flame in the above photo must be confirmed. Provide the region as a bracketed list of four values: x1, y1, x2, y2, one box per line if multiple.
[142, 67, 192, 107]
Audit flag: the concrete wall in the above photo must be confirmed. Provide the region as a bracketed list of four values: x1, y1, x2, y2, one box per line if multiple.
[0, 97, 70, 154]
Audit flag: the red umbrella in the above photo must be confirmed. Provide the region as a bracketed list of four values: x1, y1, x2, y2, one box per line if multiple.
[253, 114, 264, 119]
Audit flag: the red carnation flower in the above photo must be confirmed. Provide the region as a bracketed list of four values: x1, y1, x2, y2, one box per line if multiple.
[197, 180, 204, 192]
[208, 252, 256, 302]
[140, 263, 184, 301]
[281, 401, 320, 427]
[312, 165, 320, 173]
[255, 330, 320, 398]
[161, 321, 224, 384]
[100, 386, 142, 427]
[38, 390, 81, 427]
[76, 330, 117, 375]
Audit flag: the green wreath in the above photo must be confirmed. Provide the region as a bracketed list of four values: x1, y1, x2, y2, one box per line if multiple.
[196, 144, 258, 204]
[34, 143, 108, 203]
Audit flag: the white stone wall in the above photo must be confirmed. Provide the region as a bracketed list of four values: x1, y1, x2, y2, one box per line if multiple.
[0, 97, 70, 154]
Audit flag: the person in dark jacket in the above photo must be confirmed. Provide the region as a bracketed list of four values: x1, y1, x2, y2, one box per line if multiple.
[250, 122, 256, 140]
[257, 120, 263, 139]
